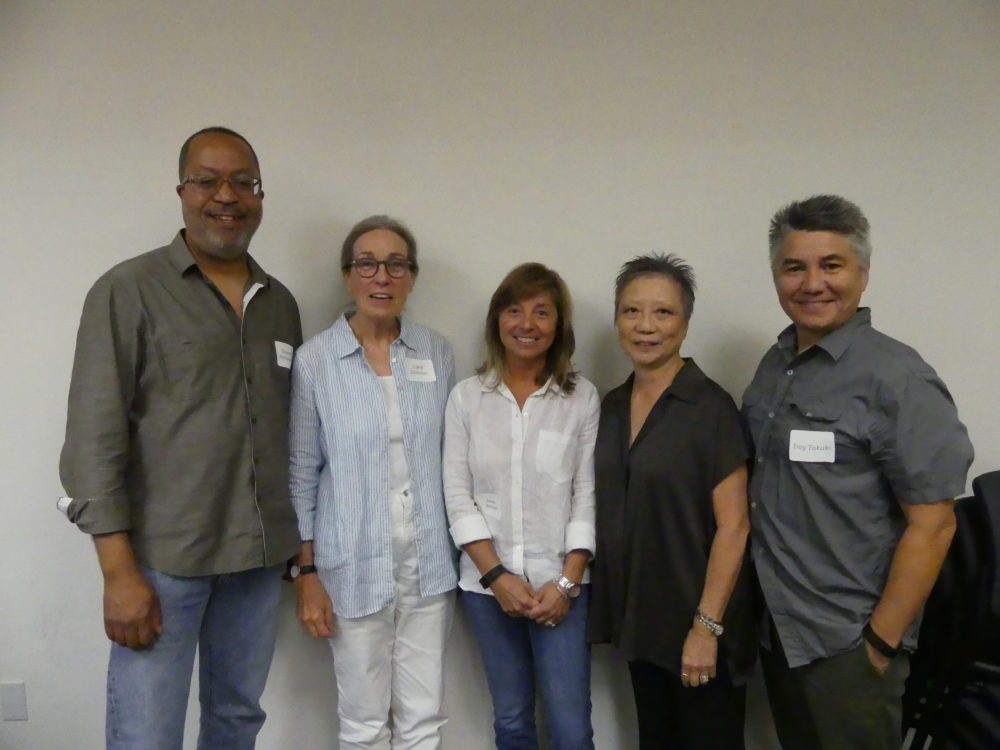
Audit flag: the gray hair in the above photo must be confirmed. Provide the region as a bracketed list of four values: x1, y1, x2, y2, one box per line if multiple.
[768, 194, 871, 269]
[614, 253, 697, 320]
[340, 215, 419, 274]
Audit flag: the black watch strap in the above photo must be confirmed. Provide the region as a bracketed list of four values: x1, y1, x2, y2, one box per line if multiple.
[284, 562, 318, 581]
[863, 622, 900, 659]
[479, 564, 508, 589]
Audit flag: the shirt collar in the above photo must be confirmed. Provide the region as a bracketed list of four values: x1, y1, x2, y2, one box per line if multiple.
[330, 312, 415, 359]
[478, 371, 565, 398]
[619, 358, 704, 406]
[663, 358, 705, 404]
[167, 230, 269, 287]
[777, 308, 872, 363]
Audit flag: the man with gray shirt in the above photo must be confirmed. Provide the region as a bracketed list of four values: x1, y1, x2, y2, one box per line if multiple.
[60, 127, 302, 749]
[742, 194, 973, 749]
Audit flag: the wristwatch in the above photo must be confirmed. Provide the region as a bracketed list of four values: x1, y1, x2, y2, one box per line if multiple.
[288, 563, 317, 580]
[480, 564, 509, 589]
[695, 608, 724, 637]
[555, 574, 581, 599]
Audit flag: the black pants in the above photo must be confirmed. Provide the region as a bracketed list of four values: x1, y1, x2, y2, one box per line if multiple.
[759, 619, 910, 750]
[628, 659, 746, 750]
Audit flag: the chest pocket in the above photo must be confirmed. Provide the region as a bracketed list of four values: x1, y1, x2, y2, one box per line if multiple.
[741, 387, 766, 435]
[787, 397, 874, 467]
[158, 335, 238, 402]
[789, 398, 842, 428]
[536, 430, 576, 484]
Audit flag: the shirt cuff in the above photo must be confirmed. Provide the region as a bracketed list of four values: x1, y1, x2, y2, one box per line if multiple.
[449, 514, 492, 548]
[296, 513, 315, 543]
[64, 495, 130, 535]
[564, 520, 595, 558]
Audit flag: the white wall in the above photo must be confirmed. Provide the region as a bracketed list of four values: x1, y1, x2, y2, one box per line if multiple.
[2, 1, 998, 748]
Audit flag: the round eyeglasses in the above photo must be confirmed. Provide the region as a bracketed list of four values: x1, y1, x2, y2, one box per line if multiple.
[181, 174, 262, 197]
[343, 258, 417, 278]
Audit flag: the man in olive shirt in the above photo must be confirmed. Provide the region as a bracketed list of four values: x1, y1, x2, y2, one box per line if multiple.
[742, 195, 973, 750]
[60, 127, 302, 750]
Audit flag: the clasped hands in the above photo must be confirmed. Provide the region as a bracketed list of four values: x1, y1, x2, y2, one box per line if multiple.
[491, 573, 569, 626]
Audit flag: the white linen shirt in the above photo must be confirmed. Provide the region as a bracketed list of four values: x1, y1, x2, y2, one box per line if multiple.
[289, 314, 458, 618]
[443, 373, 599, 594]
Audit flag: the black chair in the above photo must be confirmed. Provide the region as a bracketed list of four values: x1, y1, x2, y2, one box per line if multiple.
[903, 471, 1000, 749]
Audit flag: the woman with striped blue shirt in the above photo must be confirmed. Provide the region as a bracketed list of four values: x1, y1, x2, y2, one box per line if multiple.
[288, 215, 457, 750]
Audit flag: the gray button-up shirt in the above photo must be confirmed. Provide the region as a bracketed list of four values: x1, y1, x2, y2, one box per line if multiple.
[742, 308, 973, 667]
[60, 232, 303, 576]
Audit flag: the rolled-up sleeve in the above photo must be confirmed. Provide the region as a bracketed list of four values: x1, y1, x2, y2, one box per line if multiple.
[873, 368, 974, 504]
[288, 353, 323, 542]
[443, 385, 492, 546]
[564, 383, 598, 556]
[59, 275, 140, 534]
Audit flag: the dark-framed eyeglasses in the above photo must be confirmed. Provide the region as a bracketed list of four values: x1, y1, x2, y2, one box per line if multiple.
[181, 174, 263, 197]
[343, 258, 416, 278]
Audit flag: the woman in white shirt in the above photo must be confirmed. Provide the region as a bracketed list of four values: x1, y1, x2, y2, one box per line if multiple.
[443, 263, 599, 750]
[289, 216, 457, 750]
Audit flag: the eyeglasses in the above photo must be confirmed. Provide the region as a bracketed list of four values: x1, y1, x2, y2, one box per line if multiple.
[181, 174, 263, 197]
[343, 258, 416, 278]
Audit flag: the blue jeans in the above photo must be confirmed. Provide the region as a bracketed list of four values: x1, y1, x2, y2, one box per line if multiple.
[106, 564, 283, 750]
[462, 588, 594, 750]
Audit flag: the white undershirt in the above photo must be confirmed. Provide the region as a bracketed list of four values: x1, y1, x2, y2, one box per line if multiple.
[378, 375, 411, 494]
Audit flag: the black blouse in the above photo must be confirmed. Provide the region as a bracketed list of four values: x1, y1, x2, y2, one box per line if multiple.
[587, 359, 756, 684]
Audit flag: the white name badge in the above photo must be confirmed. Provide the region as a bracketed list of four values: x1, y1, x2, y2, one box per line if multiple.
[274, 341, 294, 369]
[404, 357, 436, 382]
[789, 430, 836, 462]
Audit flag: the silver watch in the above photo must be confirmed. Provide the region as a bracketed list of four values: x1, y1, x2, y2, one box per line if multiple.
[696, 609, 724, 637]
[555, 574, 581, 599]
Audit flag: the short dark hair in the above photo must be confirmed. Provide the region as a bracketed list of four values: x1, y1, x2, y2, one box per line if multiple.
[768, 194, 871, 269]
[340, 215, 419, 274]
[478, 263, 578, 393]
[178, 126, 260, 181]
[614, 253, 697, 320]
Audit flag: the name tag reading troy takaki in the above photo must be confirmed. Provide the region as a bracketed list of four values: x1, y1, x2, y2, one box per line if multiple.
[788, 430, 835, 463]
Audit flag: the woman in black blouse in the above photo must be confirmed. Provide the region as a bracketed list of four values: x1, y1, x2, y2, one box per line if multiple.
[588, 254, 754, 749]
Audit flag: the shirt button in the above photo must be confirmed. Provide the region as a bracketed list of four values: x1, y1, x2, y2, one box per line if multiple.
[251, 416, 258, 424]
[246, 377, 253, 384]
[751, 502, 757, 509]
[756, 457, 764, 464]
[767, 412, 775, 419]
[786, 369, 794, 376]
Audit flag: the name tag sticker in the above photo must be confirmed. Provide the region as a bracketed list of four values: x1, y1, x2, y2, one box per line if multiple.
[789, 430, 835, 462]
[274, 341, 294, 369]
[404, 357, 436, 382]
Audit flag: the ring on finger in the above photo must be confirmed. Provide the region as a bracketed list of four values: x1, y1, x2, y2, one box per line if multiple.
[699, 673, 710, 684]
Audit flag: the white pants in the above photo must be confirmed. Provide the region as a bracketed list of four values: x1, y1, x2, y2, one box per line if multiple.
[329, 487, 454, 750]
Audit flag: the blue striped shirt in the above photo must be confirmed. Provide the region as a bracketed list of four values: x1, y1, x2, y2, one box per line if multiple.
[289, 313, 458, 618]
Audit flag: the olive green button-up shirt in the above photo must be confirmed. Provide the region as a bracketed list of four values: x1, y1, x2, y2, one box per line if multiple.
[60, 232, 303, 576]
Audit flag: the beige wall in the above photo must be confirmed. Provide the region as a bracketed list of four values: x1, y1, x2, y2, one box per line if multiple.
[2, 1, 998, 747]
